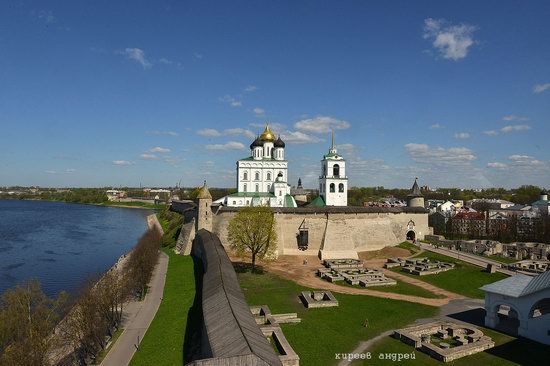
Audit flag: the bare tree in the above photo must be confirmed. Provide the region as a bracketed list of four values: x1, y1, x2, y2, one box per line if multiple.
[0, 280, 66, 366]
[227, 206, 277, 270]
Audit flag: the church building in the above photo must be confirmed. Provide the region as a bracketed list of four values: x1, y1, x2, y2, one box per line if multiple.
[216, 125, 297, 208]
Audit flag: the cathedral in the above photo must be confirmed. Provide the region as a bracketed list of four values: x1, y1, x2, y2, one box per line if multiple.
[217, 125, 297, 207]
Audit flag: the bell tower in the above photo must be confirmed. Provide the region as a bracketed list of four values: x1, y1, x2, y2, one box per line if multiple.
[319, 130, 348, 206]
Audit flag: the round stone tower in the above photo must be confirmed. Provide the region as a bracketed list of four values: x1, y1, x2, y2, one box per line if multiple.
[195, 180, 213, 232]
[407, 178, 425, 208]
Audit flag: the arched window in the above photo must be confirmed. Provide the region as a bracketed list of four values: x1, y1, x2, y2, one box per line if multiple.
[243, 171, 248, 180]
[255, 171, 260, 181]
[330, 183, 335, 192]
[333, 164, 340, 177]
[255, 184, 259, 192]
[267, 184, 271, 191]
[279, 190, 282, 196]
[267, 172, 271, 181]
[339, 183, 344, 192]
[322, 165, 326, 176]
[243, 184, 247, 192]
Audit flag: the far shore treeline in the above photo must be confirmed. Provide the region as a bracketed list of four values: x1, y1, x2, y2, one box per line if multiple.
[0, 184, 546, 207]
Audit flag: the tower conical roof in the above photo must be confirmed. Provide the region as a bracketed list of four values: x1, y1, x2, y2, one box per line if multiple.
[196, 180, 212, 199]
[274, 135, 285, 148]
[408, 178, 423, 197]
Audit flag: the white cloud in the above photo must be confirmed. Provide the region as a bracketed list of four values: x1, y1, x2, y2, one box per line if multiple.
[193, 53, 203, 60]
[205, 141, 246, 151]
[281, 131, 323, 144]
[508, 155, 544, 166]
[35, 10, 57, 24]
[244, 85, 257, 92]
[45, 170, 57, 174]
[118, 48, 152, 69]
[158, 58, 173, 65]
[294, 116, 350, 133]
[484, 130, 499, 136]
[487, 162, 508, 169]
[147, 130, 178, 136]
[502, 115, 528, 122]
[197, 128, 222, 137]
[501, 124, 531, 133]
[65, 168, 77, 173]
[140, 153, 159, 160]
[112, 160, 134, 166]
[219, 95, 242, 107]
[430, 123, 444, 129]
[533, 83, 550, 93]
[454, 132, 470, 139]
[148, 147, 170, 153]
[405, 143, 476, 165]
[423, 18, 477, 61]
[223, 128, 256, 139]
[253, 107, 265, 116]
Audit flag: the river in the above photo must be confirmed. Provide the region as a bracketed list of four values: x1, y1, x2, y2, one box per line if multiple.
[0, 200, 153, 297]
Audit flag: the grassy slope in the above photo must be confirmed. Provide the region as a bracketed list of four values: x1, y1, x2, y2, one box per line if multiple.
[390, 251, 507, 298]
[362, 326, 549, 366]
[396, 241, 421, 254]
[129, 249, 196, 366]
[238, 271, 438, 366]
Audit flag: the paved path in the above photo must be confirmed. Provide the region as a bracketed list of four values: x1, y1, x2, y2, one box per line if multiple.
[419, 243, 515, 276]
[100, 252, 169, 366]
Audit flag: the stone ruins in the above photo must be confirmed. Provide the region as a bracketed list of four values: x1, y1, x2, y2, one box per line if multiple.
[385, 257, 455, 276]
[393, 321, 494, 363]
[317, 259, 397, 286]
[300, 291, 339, 308]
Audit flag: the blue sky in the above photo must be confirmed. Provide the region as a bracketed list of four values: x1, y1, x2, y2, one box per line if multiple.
[1, 1, 549, 189]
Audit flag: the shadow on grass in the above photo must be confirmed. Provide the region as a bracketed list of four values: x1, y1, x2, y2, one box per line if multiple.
[485, 337, 549, 366]
[447, 308, 486, 327]
[232, 261, 266, 275]
[182, 256, 204, 364]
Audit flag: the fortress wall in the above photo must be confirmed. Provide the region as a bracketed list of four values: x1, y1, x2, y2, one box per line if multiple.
[212, 210, 429, 255]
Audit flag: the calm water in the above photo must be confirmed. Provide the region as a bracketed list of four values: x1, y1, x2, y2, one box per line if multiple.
[0, 200, 152, 297]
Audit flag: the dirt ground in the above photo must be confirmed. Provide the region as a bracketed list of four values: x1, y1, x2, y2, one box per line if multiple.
[229, 249, 464, 307]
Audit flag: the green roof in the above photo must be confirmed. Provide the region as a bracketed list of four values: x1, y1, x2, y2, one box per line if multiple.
[532, 199, 549, 205]
[227, 192, 275, 198]
[323, 153, 344, 160]
[307, 196, 326, 207]
[284, 194, 295, 207]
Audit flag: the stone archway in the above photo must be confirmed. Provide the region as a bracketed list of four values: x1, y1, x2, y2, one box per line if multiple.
[406, 230, 416, 241]
[495, 304, 520, 336]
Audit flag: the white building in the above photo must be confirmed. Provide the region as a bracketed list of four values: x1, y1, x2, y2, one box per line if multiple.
[217, 125, 296, 208]
[319, 131, 347, 206]
[482, 270, 550, 345]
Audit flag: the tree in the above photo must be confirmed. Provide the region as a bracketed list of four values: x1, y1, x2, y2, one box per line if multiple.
[227, 206, 277, 270]
[0, 280, 67, 366]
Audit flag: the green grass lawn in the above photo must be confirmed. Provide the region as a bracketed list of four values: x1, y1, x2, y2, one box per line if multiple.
[238, 271, 438, 366]
[129, 249, 197, 366]
[390, 251, 508, 298]
[360, 326, 550, 366]
[396, 241, 421, 255]
[337, 278, 445, 299]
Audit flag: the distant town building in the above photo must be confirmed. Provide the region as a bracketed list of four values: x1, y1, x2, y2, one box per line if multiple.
[106, 189, 126, 201]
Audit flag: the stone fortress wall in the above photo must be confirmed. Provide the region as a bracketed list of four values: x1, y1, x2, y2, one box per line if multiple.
[212, 207, 430, 256]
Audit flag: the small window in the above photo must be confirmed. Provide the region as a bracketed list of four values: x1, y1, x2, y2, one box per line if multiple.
[255, 172, 260, 180]
[243, 172, 248, 180]
[339, 183, 344, 192]
[330, 183, 335, 193]
[267, 172, 271, 181]
[279, 191, 282, 196]
[267, 184, 271, 191]
[244, 184, 247, 192]
[255, 184, 259, 192]
[333, 164, 340, 177]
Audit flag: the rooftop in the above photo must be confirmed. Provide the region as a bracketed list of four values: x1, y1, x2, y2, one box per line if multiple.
[481, 270, 550, 298]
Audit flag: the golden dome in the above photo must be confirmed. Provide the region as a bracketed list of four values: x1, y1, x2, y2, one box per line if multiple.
[260, 124, 275, 142]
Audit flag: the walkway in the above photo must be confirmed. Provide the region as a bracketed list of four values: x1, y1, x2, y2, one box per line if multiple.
[100, 252, 169, 366]
[419, 243, 515, 276]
